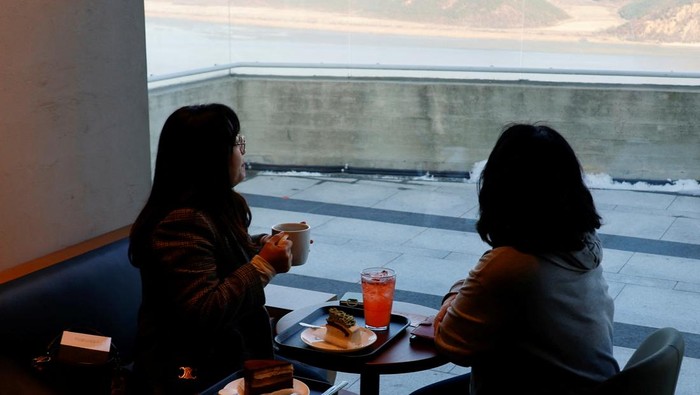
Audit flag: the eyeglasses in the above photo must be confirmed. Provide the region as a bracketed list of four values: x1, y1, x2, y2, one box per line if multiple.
[234, 135, 246, 155]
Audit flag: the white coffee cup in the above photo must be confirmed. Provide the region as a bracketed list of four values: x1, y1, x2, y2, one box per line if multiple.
[271, 222, 311, 266]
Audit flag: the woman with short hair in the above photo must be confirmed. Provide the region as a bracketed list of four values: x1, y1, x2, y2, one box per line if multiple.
[411, 124, 619, 395]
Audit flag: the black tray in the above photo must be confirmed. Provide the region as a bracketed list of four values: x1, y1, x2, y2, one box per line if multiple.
[274, 305, 410, 362]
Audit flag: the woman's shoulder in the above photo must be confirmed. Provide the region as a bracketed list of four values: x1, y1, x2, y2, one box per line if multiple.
[157, 207, 219, 237]
[474, 247, 540, 285]
[482, 246, 538, 265]
[162, 206, 207, 220]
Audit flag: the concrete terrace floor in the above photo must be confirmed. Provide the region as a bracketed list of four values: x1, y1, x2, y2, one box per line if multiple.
[237, 171, 700, 395]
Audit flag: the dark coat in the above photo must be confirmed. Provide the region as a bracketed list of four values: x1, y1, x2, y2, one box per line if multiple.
[132, 208, 272, 393]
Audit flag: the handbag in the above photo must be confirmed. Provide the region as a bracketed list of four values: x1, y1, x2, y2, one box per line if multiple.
[31, 329, 127, 395]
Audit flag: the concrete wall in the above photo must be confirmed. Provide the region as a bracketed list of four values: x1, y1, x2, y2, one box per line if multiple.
[149, 76, 700, 181]
[0, 1, 151, 270]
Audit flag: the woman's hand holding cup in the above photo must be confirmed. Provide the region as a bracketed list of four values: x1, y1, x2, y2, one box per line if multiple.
[271, 222, 311, 266]
[258, 232, 292, 274]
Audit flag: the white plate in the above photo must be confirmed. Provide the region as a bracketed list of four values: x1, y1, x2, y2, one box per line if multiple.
[218, 377, 309, 395]
[300, 326, 377, 353]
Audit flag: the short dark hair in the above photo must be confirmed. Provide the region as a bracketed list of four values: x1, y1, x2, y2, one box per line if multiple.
[476, 124, 601, 253]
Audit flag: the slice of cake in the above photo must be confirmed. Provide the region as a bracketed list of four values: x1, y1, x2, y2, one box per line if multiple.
[324, 307, 362, 349]
[243, 359, 294, 395]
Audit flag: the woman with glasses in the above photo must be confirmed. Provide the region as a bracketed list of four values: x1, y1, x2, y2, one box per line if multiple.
[410, 124, 619, 395]
[128, 104, 300, 394]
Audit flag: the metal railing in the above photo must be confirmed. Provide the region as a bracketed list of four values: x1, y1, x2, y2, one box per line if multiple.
[147, 62, 700, 84]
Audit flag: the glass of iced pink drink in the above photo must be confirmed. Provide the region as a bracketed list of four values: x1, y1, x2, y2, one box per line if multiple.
[361, 267, 396, 331]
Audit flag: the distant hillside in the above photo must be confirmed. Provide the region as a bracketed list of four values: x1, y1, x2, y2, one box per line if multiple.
[618, 0, 695, 19]
[610, 1, 700, 43]
[152, 0, 700, 43]
[251, 0, 570, 28]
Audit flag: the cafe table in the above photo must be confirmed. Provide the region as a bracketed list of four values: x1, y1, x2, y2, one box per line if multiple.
[202, 370, 357, 395]
[274, 301, 446, 395]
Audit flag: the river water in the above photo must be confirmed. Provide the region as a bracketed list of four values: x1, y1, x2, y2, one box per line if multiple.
[146, 17, 700, 85]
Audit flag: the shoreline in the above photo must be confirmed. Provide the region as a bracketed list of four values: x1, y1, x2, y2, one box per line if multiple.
[143, 3, 697, 48]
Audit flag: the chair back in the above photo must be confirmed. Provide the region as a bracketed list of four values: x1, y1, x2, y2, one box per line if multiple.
[594, 327, 684, 395]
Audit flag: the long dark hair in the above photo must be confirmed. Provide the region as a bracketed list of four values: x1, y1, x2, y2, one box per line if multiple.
[476, 124, 601, 253]
[129, 104, 254, 265]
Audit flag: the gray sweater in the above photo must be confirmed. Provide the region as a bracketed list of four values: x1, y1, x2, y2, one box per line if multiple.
[435, 232, 619, 394]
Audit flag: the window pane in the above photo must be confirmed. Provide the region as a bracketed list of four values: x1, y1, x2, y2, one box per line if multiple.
[145, 1, 700, 85]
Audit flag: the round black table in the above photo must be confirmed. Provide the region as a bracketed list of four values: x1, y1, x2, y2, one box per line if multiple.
[275, 301, 447, 395]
